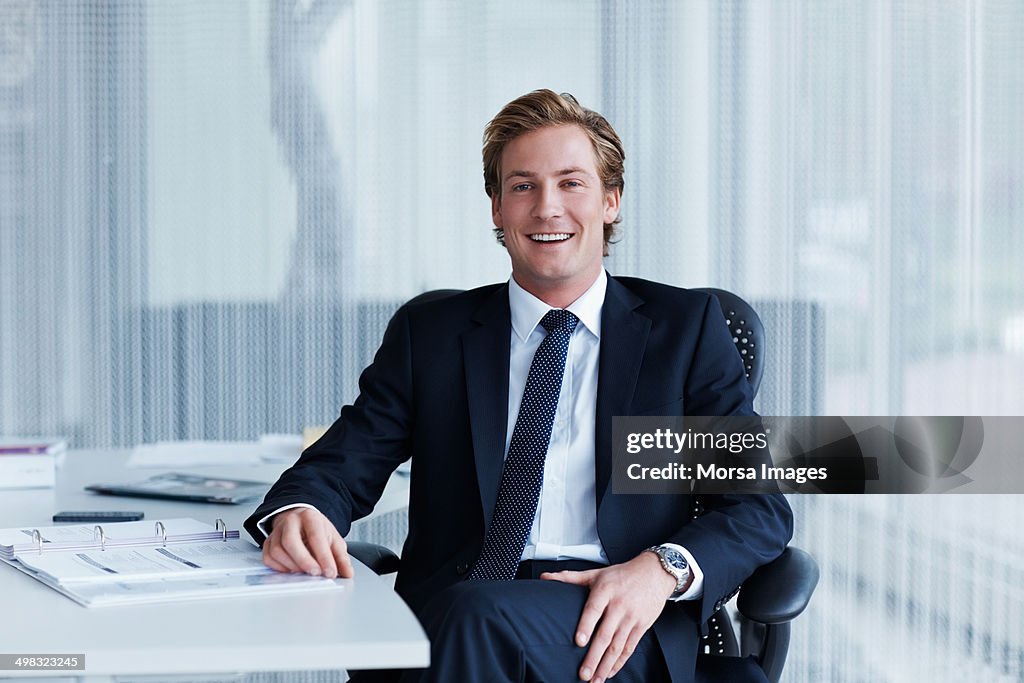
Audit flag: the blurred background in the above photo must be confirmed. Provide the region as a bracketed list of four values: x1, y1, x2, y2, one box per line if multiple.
[1, 1, 1022, 680]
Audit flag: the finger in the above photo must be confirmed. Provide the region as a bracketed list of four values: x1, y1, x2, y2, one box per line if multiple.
[266, 539, 302, 573]
[263, 534, 302, 573]
[585, 614, 628, 683]
[262, 552, 291, 574]
[608, 625, 644, 679]
[539, 569, 593, 584]
[303, 524, 339, 578]
[578, 617, 615, 682]
[574, 589, 610, 648]
[277, 519, 324, 575]
[331, 535, 354, 578]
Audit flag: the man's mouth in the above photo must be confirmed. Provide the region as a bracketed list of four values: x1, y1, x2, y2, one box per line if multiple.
[529, 233, 574, 242]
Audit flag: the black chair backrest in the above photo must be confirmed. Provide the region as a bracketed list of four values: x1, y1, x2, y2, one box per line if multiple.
[693, 288, 765, 398]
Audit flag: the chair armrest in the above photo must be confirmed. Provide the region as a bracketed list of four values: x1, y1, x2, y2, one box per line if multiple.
[736, 546, 819, 624]
[347, 541, 401, 575]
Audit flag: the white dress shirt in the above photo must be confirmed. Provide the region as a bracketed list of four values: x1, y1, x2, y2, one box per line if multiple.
[507, 271, 703, 600]
[507, 271, 605, 563]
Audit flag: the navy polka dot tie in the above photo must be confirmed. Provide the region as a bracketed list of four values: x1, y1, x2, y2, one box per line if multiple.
[469, 309, 579, 581]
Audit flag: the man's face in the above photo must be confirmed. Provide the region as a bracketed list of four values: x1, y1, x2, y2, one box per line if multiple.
[492, 124, 620, 306]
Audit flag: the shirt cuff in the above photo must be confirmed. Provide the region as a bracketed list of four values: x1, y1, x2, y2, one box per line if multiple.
[254, 503, 320, 541]
[661, 542, 704, 601]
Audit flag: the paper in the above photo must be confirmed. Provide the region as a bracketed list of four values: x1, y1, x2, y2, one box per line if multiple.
[1, 517, 340, 607]
[125, 434, 304, 468]
[256, 433, 304, 463]
[0, 436, 66, 489]
[18, 538, 267, 583]
[56, 569, 340, 607]
[126, 441, 263, 467]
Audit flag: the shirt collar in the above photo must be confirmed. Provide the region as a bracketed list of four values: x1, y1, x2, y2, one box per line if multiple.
[508, 270, 606, 343]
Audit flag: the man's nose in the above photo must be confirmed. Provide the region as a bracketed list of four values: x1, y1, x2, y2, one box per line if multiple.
[532, 184, 563, 220]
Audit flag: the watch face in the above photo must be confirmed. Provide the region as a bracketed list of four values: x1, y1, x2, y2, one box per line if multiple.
[662, 548, 688, 571]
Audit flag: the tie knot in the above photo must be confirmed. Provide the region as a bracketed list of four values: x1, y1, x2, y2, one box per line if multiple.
[540, 309, 579, 334]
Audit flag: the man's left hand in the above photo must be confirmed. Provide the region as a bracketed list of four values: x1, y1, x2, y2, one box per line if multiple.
[540, 551, 681, 682]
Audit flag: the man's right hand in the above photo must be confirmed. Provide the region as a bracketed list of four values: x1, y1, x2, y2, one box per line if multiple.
[261, 507, 354, 579]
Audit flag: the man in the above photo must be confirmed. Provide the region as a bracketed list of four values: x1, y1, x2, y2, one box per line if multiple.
[246, 90, 792, 682]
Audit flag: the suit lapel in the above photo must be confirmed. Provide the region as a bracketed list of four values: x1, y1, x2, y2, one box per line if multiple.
[595, 276, 650, 508]
[462, 284, 512, 530]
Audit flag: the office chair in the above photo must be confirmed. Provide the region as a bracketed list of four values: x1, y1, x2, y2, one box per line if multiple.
[691, 288, 818, 682]
[348, 287, 818, 683]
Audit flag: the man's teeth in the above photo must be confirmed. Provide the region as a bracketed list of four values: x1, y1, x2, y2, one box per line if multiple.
[530, 233, 572, 242]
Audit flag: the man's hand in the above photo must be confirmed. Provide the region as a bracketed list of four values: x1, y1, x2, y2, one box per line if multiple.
[541, 552, 680, 683]
[261, 507, 354, 579]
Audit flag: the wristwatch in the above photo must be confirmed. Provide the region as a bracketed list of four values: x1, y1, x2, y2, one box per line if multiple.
[646, 545, 691, 598]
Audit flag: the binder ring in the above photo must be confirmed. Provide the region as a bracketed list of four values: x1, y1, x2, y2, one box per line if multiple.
[94, 525, 107, 551]
[216, 518, 227, 542]
[31, 529, 43, 555]
[155, 521, 167, 547]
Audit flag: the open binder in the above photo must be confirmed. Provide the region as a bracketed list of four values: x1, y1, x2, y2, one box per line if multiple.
[0, 517, 237, 560]
[0, 518, 340, 607]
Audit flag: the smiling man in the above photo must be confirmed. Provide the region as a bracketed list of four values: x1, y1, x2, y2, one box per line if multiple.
[246, 90, 792, 683]
[490, 123, 618, 308]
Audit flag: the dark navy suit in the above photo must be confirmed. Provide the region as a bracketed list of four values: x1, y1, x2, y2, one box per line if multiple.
[245, 275, 793, 682]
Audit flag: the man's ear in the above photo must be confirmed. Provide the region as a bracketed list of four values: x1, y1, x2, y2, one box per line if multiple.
[603, 188, 621, 224]
[491, 192, 503, 228]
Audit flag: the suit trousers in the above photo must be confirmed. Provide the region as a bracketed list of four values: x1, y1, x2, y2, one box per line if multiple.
[351, 559, 669, 683]
[349, 560, 769, 683]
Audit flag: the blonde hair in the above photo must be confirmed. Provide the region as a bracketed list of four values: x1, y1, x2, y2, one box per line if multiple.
[483, 90, 624, 252]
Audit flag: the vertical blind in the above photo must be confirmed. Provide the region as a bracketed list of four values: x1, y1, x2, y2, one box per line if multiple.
[1, 1, 1021, 680]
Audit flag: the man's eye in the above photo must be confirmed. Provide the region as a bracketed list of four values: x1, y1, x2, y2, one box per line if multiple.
[564, 180, 582, 188]
[512, 184, 531, 192]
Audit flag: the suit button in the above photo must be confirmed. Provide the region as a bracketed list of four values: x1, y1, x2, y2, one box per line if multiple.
[456, 561, 470, 575]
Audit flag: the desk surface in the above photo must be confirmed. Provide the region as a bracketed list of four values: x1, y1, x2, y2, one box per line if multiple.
[0, 449, 427, 678]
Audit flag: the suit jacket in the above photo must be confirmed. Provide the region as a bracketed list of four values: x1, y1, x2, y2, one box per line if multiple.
[246, 274, 793, 682]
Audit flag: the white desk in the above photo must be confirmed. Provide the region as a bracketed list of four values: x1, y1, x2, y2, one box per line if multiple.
[0, 450, 427, 680]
